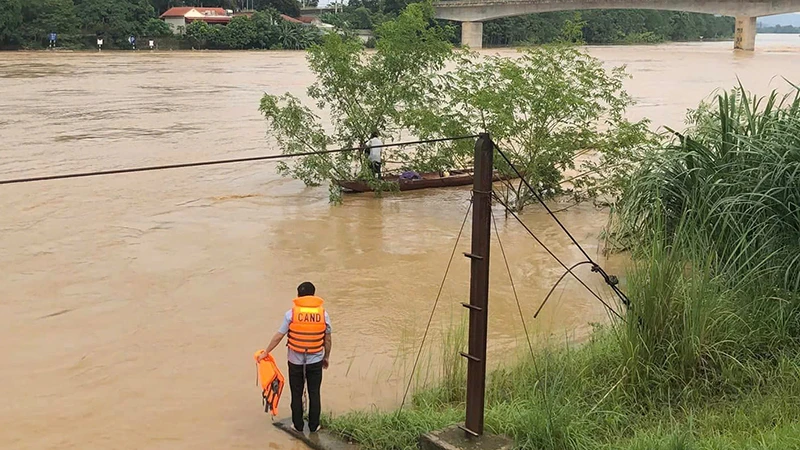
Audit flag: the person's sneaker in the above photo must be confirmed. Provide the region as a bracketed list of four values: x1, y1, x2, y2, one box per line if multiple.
[310, 425, 321, 433]
[291, 425, 303, 433]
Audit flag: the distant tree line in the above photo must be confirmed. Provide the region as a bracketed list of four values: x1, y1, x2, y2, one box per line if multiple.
[0, 0, 737, 50]
[757, 24, 800, 34]
[318, 3, 735, 46]
[482, 11, 735, 46]
[0, 0, 311, 49]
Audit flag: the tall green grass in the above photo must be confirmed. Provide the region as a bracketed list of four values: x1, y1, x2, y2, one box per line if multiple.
[613, 83, 800, 293]
[326, 84, 800, 450]
[613, 83, 800, 394]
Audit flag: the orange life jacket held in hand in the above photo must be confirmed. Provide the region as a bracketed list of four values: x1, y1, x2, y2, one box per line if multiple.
[253, 350, 285, 416]
[287, 296, 326, 354]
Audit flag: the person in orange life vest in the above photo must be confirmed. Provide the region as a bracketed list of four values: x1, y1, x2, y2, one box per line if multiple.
[258, 282, 331, 433]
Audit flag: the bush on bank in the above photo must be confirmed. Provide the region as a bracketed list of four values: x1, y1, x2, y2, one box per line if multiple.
[325, 84, 800, 450]
[184, 12, 322, 51]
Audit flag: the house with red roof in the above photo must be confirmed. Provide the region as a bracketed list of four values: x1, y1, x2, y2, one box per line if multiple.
[160, 7, 232, 33]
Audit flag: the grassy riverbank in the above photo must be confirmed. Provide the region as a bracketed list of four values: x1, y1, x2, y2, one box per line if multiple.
[328, 332, 800, 449]
[325, 85, 800, 450]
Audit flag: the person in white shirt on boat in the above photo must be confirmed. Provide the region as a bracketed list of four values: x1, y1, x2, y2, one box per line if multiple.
[364, 131, 383, 179]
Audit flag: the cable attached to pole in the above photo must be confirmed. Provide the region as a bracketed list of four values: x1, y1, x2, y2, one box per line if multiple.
[397, 199, 473, 414]
[491, 192, 624, 321]
[533, 261, 594, 319]
[0, 135, 480, 186]
[491, 209, 535, 360]
[492, 143, 631, 312]
[494, 145, 594, 263]
[492, 208, 557, 435]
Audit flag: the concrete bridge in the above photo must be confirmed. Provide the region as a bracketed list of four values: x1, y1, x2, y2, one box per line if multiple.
[434, 0, 800, 50]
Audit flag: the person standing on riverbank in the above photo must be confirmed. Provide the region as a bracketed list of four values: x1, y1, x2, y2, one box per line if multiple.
[258, 282, 331, 433]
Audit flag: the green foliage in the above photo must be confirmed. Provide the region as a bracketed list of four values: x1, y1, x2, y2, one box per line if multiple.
[184, 12, 318, 50]
[15, 0, 80, 49]
[415, 45, 652, 211]
[559, 12, 586, 44]
[613, 84, 800, 290]
[143, 17, 173, 37]
[758, 24, 800, 34]
[0, 0, 23, 45]
[484, 12, 568, 46]
[184, 20, 217, 48]
[482, 10, 734, 47]
[319, 12, 346, 29]
[74, 0, 157, 47]
[266, 7, 652, 208]
[254, 0, 300, 18]
[383, 0, 412, 16]
[260, 2, 454, 201]
[350, 7, 374, 29]
[321, 7, 376, 31]
[613, 83, 800, 400]
[219, 15, 257, 49]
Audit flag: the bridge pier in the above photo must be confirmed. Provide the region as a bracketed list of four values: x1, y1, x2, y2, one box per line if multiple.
[461, 22, 483, 49]
[734, 16, 756, 50]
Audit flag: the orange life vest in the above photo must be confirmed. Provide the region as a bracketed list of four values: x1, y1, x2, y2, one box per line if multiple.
[287, 296, 326, 354]
[253, 350, 285, 416]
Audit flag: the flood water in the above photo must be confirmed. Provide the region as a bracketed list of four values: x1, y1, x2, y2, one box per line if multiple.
[1, 34, 798, 449]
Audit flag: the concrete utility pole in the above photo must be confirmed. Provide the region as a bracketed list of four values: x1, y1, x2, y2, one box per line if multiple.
[461, 133, 493, 437]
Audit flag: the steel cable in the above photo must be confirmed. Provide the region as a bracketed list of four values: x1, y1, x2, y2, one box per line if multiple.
[0, 135, 480, 186]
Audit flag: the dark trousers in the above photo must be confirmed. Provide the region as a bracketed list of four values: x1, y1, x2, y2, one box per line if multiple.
[288, 361, 323, 432]
[371, 161, 382, 179]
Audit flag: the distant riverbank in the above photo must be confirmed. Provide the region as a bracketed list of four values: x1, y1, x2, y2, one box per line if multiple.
[1, 35, 737, 53]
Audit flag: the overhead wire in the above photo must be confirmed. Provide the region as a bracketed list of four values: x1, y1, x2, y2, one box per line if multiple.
[397, 198, 473, 414]
[490, 209, 535, 360]
[532, 261, 595, 319]
[492, 142, 631, 312]
[491, 207, 556, 431]
[491, 192, 624, 321]
[494, 144, 594, 263]
[0, 135, 480, 186]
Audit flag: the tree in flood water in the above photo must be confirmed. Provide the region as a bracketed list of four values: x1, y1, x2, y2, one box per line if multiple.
[261, 3, 653, 206]
[414, 44, 654, 211]
[259, 1, 454, 201]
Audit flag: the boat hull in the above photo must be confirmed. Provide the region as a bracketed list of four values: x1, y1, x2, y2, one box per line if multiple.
[335, 170, 504, 193]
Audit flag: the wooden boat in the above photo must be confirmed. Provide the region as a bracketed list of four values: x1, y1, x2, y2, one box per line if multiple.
[336, 170, 505, 193]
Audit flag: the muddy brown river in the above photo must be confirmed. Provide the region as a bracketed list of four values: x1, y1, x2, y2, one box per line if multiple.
[1, 34, 799, 449]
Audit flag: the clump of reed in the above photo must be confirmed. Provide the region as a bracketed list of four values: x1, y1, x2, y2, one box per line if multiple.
[614, 83, 800, 394]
